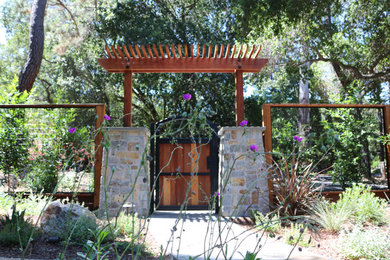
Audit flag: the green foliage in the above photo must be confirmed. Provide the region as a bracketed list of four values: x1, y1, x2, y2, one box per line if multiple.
[322, 108, 372, 187]
[0, 80, 31, 189]
[0, 191, 14, 215]
[284, 223, 312, 247]
[271, 106, 383, 188]
[0, 191, 51, 216]
[25, 108, 94, 192]
[64, 215, 98, 245]
[77, 228, 111, 260]
[26, 146, 58, 192]
[111, 212, 140, 238]
[242, 251, 261, 260]
[0, 207, 39, 247]
[337, 226, 390, 260]
[312, 184, 388, 233]
[114, 241, 150, 257]
[239, 0, 390, 103]
[271, 118, 296, 154]
[336, 183, 388, 225]
[251, 210, 281, 233]
[310, 199, 352, 232]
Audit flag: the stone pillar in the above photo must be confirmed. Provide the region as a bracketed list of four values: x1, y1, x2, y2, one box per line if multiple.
[99, 127, 149, 217]
[218, 127, 269, 217]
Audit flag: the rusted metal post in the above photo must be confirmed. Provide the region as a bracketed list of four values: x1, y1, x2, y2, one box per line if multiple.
[262, 104, 274, 207]
[94, 104, 106, 209]
[235, 70, 244, 126]
[383, 105, 390, 189]
[123, 71, 133, 127]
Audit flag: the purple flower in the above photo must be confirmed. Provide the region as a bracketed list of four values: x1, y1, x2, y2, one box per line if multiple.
[68, 128, 76, 134]
[214, 192, 220, 196]
[183, 93, 192, 100]
[293, 136, 303, 142]
[104, 114, 111, 121]
[250, 144, 258, 152]
[240, 120, 248, 127]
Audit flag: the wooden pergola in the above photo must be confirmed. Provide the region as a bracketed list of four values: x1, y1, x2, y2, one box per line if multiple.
[98, 44, 268, 126]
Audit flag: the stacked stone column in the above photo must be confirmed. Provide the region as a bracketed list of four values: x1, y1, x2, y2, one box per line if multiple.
[99, 127, 150, 216]
[218, 127, 269, 217]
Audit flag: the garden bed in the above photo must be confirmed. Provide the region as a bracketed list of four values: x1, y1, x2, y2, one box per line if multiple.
[248, 184, 390, 260]
[0, 214, 171, 260]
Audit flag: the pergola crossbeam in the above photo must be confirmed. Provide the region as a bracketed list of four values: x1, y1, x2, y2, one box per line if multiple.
[98, 44, 267, 73]
[97, 43, 269, 126]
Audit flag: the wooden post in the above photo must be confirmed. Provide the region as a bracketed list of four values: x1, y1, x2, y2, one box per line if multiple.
[123, 71, 133, 127]
[235, 70, 244, 126]
[94, 104, 106, 209]
[262, 104, 274, 207]
[383, 106, 390, 189]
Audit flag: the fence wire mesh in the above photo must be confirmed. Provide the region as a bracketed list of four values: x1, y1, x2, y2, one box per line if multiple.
[270, 106, 388, 191]
[0, 107, 97, 193]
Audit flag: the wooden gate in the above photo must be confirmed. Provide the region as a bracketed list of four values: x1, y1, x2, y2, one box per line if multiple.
[150, 117, 219, 211]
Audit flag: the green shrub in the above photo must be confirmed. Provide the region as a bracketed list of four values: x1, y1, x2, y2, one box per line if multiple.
[111, 212, 140, 238]
[77, 228, 111, 260]
[336, 183, 388, 225]
[337, 226, 390, 259]
[15, 192, 51, 216]
[26, 147, 59, 193]
[0, 192, 51, 216]
[114, 241, 151, 256]
[62, 215, 98, 245]
[284, 223, 312, 247]
[251, 210, 282, 233]
[311, 199, 352, 232]
[0, 110, 31, 191]
[0, 207, 39, 247]
[0, 191, 14, 215]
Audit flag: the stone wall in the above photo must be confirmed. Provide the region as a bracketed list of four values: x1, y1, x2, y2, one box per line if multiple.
[99, 127, 150, 216]
[218, 127, 269, 217]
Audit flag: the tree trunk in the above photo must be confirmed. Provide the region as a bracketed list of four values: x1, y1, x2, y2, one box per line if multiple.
[298, 62, 311, 139]
[18, 0, 47, 92]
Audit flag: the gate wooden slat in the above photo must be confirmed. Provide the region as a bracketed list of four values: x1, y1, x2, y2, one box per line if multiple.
[158, 143, 212, 207]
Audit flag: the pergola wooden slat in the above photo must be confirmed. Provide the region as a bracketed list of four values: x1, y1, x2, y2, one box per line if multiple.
[98, 44, 268, 126]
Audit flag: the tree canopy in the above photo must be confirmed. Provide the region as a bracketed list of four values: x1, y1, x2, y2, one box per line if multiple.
[0, 0, 389, 126]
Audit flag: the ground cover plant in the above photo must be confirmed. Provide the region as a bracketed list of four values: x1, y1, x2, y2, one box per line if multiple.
[0, 207, 39, 247]
[337, 226, 390, 259]
[253, 180, 390, 259]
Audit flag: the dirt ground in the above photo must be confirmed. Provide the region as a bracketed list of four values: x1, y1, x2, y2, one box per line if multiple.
[0, 236, 173, 260]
